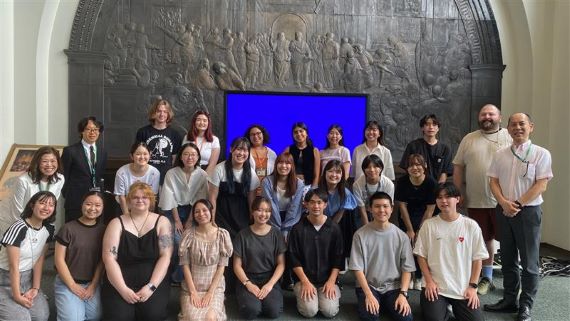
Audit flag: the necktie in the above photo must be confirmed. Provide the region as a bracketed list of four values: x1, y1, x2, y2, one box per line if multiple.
[90, 145, 96, 168]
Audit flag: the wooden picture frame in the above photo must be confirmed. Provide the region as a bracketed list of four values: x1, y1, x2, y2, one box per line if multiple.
[0, 144, 64, 201]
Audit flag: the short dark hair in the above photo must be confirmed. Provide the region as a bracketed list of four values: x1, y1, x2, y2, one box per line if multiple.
[304, 188, 328, 203]
[369, 191, 393, 207]
[21, 191, 57, 224]
[435, 182, 461, 198]
[77, 116, 104, 137]
[419, 114, 440, 128]
[245, 124, 270, 145]
[507, 113, 532, 125]
[251, 196, 271, 211]
[361, 154, 384, 174]
[175, 143, 201, 169]
[129, 142, 150, 155]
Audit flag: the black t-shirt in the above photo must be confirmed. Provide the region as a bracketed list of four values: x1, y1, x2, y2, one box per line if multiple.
[233, 226, 286, 275]
[135, 125, 182, 183]
[395, 174, 437, 218]
[399, 138, 453, 181]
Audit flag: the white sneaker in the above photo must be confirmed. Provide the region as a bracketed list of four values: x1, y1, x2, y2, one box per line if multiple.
[414, 277, 423, 290]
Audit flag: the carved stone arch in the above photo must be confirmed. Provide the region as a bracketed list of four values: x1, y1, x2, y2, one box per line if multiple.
[270, 13, 308, 41]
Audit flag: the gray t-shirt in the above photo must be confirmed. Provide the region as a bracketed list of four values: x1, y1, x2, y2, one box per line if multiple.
[349, 223, 415, 293]
[233, 226, 286, 275]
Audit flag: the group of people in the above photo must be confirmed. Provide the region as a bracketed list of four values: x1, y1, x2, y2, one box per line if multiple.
[0, 99, 553, 321]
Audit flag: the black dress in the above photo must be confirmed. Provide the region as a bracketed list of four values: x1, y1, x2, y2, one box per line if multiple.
[102, 216, 170, 321]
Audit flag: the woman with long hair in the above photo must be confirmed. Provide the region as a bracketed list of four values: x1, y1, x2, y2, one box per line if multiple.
[54, 191, 106, 321]
[284, 122, 320, 188]
[101, 182, 173, 321]
[0, 191, 57, 321]
[320, 124, 351, 179]
[114, 142, 160, 215]
[0, 146, 64, 235]
[183, 111, 220, 175]
[178, 199, 233, 321]
[318, 160, 357, 224]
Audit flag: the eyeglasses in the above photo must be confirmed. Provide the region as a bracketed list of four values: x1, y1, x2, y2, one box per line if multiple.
[250, 131, 263, 137]
[84, 127, 100, 133]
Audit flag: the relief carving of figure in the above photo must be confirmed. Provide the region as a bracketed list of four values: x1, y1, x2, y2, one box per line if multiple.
[255, 33, 268, 85]
[289, 32, 312, 88]
[125, 22, 138, 69]
[261, 33, 274, 83]
[387, 36, 410, 83]
[271, 32, 290, 88]
[193, 25, 205, 59]
[309, 34, 324, 86]
[372, 48, 394, 88]
[244, 37, 261, 88]
[341, 50, 362, 92]
[194, 58, 217, 90]
[134, 24, 158, 66]
[105, 23, 127, 70]
[322, 32, 340, 89]
[339, 37, 353, 71]
[220, 28, 241, 78]
[205, 27, 222, 62]
[234, 32, 247, 78]
[212, 61, 245, 91]
[353, 44, 374, 89]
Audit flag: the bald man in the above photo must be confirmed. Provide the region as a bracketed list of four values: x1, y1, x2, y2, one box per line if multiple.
[484, 113, 553, 321]
[453, 104, 512, 294]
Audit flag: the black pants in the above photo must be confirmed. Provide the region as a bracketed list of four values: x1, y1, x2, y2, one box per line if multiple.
[420, 290, 484, 321]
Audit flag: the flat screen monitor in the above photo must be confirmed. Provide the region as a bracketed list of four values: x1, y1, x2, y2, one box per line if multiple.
[225, 91, 368, 157]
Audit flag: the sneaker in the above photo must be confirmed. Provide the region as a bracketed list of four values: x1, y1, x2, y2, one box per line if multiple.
[414, 277, 423, 290]
[477, 277, 496, 295]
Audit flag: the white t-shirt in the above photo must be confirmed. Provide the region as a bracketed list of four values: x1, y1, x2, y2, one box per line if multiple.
[0, 219, 54, 271]
[320, 146, 351, 172]
[158, 166, 209, 210]
[414, 215, 488, 299]
[453, 129, 512, 208]
[208, 161, 260, 191]
[351, 143, 395, 180]
[182, 136, 220, 166]
[114, 164, 160, 195]
[0, 173, 64, 234]
[352, 174, 394, 208]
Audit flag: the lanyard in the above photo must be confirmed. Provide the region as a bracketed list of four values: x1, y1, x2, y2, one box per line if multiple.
[510, 144, 532, 163]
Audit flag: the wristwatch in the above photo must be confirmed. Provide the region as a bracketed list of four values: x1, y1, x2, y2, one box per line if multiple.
[147, 283, 157, 292]
[469, 282, 478, 289]
[399, 290, 409, 299]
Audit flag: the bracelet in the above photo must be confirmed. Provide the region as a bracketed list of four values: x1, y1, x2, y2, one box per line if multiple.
[243, 279, 251, 286]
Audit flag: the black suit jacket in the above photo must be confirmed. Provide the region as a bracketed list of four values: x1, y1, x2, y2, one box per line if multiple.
[61, 141, 107, 220]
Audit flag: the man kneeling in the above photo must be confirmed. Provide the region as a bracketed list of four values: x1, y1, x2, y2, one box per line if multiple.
[349, 192, 415, 321]
[288, 189, 344, 318]
[414, 183, 488, 321]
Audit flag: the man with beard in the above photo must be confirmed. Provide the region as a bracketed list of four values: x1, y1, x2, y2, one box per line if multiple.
[452, 104, 512, 294]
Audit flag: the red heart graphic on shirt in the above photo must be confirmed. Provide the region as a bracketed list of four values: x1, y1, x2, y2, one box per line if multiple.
[459, 237, 464, 243]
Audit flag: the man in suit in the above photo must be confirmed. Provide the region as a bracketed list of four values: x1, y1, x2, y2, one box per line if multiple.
[61, 116, 107, 222]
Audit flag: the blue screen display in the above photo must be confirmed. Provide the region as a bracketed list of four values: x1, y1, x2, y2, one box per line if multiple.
[225, 92, 368, 157]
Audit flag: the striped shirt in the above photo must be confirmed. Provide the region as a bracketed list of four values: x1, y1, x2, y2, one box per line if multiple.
[0, 219, 54, 271]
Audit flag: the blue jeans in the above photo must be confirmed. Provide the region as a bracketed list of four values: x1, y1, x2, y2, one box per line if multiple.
[54, 275, 102, 321]
[355, 287, 413, 321]
[163, 205, 192, 283]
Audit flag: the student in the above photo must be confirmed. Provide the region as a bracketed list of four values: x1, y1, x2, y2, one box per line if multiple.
[159, 142, 208, 283]
[183, 111, 220, 175]
[261, 152, 305, 239]
[245, 124, 278, 195]
[0, 146, 64, 235]
[135, 99, 182, 184]
[287, 189, 344, 318]
[349, 192, 415, 321]
[233, 197, 286, 320]
[352, 154, 395, 227]
[320, 124, 351, 179]
[414, 183, 488, 321]
[0, 191, 56, 321]
[178, 199, 233, 321]
[54, 191, 106, 321]
[284, 122, 320, 188]
[101, 182, 173, 321]
[351, 121, 395, 181]
[114, 142, 160, 215]
[399, 114, 452, 184]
